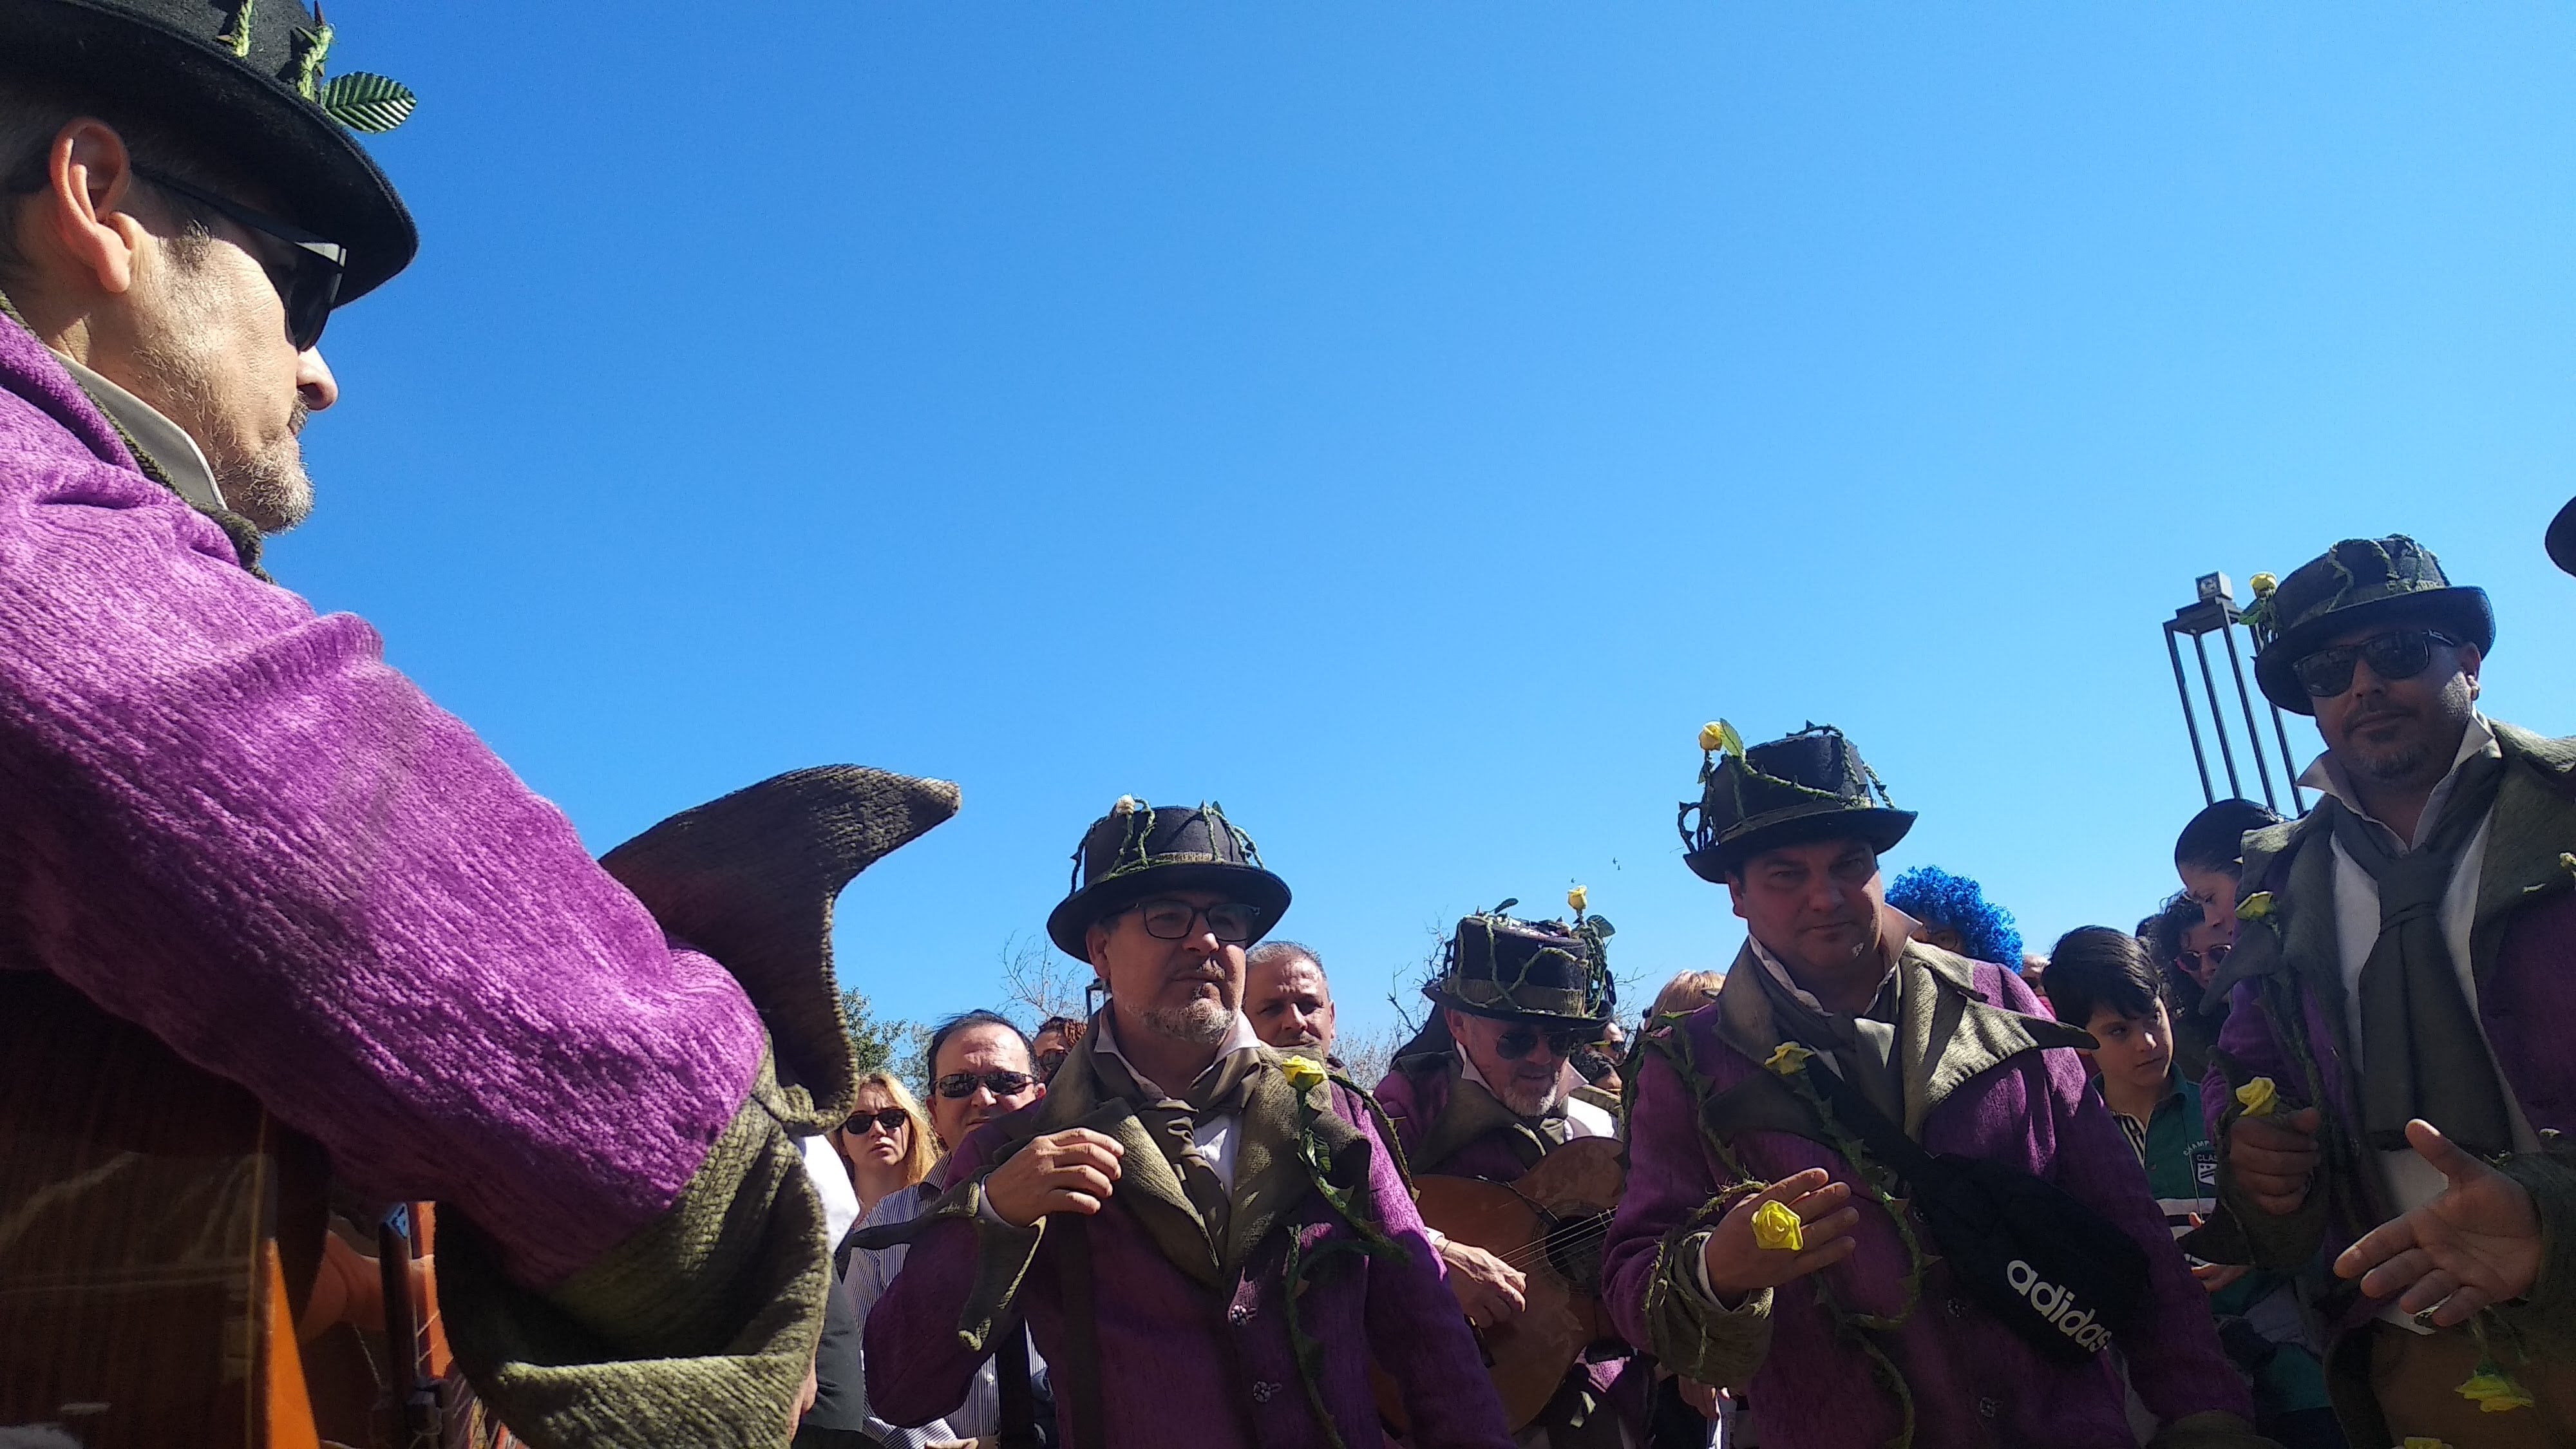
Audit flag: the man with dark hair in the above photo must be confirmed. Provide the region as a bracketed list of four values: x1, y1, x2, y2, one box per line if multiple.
[1604, 723, 2260, 1449]
[2215, 536, 2576, 1442]
[849, 1009, 1046, 1449]
[866, 800, 1510, 1449]
[2044, 930, 2340, 1449]
[1244, 939, 1337, 1060]
[0, 6, 955, 1443]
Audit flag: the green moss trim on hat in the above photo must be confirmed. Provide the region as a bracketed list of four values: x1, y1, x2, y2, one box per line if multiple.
[1421, 890, 1616, 1027]
[1678, 721, 1915, 882]
[2249, 536, 2494, 715]
[5, 0, 420, 300]
[1045, 798, 1291, 958]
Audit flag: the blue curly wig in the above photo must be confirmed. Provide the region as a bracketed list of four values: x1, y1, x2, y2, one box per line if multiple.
[1885, 865, 2025, 969]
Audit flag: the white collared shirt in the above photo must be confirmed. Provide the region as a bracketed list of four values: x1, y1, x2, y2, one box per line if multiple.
[1457, 1048, 1618, 1141]
[1089, 1009, 1264, 1191]
[49, 349, 228, 514]
[2297, 713, 2542, 1330]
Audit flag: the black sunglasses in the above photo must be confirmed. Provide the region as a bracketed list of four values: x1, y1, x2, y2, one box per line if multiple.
[134, 167, 346, 351]
[843, 1108, 909, 1135]
[2175, 943, 2231, 977]
[1494, 1024, 1586, 1061]
[1130, 898, 1264, 945]
[934, 1070, 1037, 1100]
[2291, 629, 2460, 699]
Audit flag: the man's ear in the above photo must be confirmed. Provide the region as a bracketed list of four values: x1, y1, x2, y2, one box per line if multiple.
[41, 119, 151, 299]
[2458, 639, 2484, 700]
[1725, 877, 1750, 924]
[1084, 918, 1114, 971]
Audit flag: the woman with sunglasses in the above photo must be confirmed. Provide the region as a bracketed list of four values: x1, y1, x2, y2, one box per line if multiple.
[831, 1070, 937, 1225]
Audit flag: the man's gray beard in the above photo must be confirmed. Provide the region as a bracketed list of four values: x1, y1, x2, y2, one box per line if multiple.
[2354, 738, 2431, 784]
[1493, 1074, 1568, 1119]
[217, 418, 314, 534]
[1141, 996, 1233, 1047]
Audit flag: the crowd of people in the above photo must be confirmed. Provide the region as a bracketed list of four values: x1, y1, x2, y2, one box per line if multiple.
[3, 5, 2575, 1449]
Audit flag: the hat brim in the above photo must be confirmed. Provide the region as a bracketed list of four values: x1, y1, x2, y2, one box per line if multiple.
[1, 0, 418, 302]
[1045, 861, 1292, 959]
[2550, 497, 2576, 580]
[2253, 586, 2495, 715]
[1418, 983, 1616, 1030]
[1685, 806, 1917, 884]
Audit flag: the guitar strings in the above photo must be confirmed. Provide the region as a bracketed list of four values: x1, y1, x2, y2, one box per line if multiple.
[1489, 1213, 1614, 1272]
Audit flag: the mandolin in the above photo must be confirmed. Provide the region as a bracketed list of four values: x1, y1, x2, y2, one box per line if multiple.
[1379, 1135, 1627, 1433]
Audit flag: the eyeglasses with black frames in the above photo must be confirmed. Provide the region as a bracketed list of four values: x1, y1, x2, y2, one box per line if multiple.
[1130, 898, 1264, 944]
[933, 1070, 1037, 1101]
[2292, 629, 2461, 699]
[134, 167, 346, 351]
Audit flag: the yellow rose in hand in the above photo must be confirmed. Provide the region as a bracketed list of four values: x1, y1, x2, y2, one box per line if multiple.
[2234, 1077, 2278, 1119]
[2458, 1369, 2536, 1414]
[1751, 1198, 1806, 1253]
[1763, 1043, 1815, 1077]
[2237, 892, 2274, 922]
[1280, 1056, 1327, 1094]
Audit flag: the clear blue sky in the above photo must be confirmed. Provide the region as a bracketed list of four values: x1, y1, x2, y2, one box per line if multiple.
[285, 3, 2576, 1048]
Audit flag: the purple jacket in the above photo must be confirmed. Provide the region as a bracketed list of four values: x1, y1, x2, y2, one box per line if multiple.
[1604, 940, 2252, 1449]
[0, 311, 766, 1289]
[864, 1033, 1511, 1449]
[2202, 723, 2576, 1320]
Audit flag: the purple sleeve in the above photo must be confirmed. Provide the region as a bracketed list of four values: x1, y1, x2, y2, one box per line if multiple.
[859, 1130, 1007, 1427]
[1602, 1032, 1721, 1352]
[2040, 1050, 2253, 1424]
[0, 384, 764, 1289]
[2203, 979, 2300, 1142]
[1348, 1087, 1513, 1449]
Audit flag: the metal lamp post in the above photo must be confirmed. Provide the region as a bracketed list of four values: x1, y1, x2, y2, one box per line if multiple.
[2163, 571, 2307, 816]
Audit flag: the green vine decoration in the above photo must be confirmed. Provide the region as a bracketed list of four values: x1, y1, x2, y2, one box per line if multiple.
[1640, 1021, 1927, 1449]
[288, 16, 332, 99]
[215, 0, 256, 56]
[1277, 1065, 1407, 1449]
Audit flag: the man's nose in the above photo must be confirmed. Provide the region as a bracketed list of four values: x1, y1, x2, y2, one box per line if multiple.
[297, 348, 338, 412]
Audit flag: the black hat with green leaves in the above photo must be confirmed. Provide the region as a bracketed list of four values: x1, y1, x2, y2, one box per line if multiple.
[1046, 798, 1292, 958]
[1679, 721, 1915, 882]
[1423, 893, 1616, 1028]
[2247, 536, 2494, 716]
[4, 0, 420, 302]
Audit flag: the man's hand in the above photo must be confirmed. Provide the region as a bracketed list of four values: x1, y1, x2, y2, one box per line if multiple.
[983, 1128, 1124, 1228]
[1436, 1237, 1528, 1330]
[2227, 1105, 2322, 1215]
[1700, 1168, 1861, 1301]
[2334, 1119, 2542, 1327]
[2191, 1262, 2251, 1294]
[1676, 1377, 1725, 1420]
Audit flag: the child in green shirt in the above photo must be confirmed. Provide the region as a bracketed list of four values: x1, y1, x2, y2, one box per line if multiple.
[2045, 926, 2343, 1449]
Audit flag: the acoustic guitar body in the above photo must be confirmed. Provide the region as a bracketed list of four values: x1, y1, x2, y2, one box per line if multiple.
[1378, 1135, 1625, 1434]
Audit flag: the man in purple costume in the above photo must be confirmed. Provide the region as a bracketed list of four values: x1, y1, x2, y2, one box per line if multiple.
[2209, 536, 2576, 1444]
[1376, 902, 1652, 1447]
[1602, 723, 2268, 1449]
[0, 5, 951, 1443]
[864, 799, 1511, 1449]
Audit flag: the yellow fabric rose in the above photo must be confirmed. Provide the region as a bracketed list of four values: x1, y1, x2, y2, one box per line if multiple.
[2235, 1077, 2278, 1119]
[2249, 572, 2278, 598]
[1280, 1056, 1327, 1094]
[1698, 719, 1745, 757]
[2237, 892, 2274, 922]
[1763, 1043, 1815, 1077]
[2458, 1369, 2535, 1414]
[1567, 885, 1589, 915]
[1751, 1198, 1806, 1253]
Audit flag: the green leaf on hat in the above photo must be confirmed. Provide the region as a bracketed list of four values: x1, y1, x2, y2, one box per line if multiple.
[319, 73, 417, 133]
